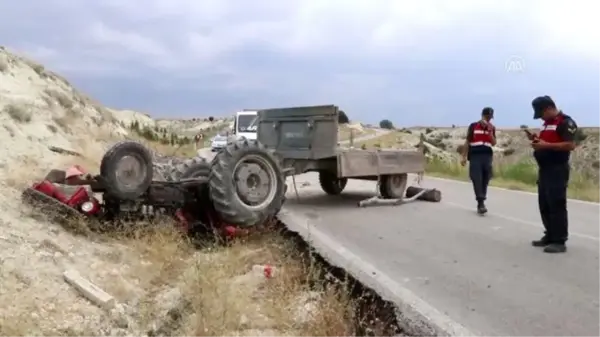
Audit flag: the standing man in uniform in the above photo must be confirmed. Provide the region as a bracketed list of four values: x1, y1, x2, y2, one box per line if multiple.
[461, 107, 496, 214]
[528, 96, 578, 253]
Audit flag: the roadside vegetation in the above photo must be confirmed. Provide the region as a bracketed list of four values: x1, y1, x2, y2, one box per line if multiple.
[426, 157, 599, 202]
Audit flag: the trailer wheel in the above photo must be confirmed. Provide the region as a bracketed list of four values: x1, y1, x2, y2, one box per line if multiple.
[319, 171, 348, 195]
[209, 139, 285, 227]
[379, 173, 408, 199]
[100, 141, 153, 200]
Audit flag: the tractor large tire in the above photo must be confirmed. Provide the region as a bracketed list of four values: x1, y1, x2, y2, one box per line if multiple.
[178, 157, 211, 180]
[379, 173, 408, 199]
[209, 139, 286, 227]
[319, 171, 347, 195]
[100, 141, 154, 200]
[157, 156, 210, 182]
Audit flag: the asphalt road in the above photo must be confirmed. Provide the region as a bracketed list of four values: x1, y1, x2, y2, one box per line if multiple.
[279, 173, 600, 336]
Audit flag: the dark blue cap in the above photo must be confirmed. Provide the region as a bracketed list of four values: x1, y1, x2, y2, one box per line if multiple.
[532, 96, 556, 119]
[482, 107, 494, 116]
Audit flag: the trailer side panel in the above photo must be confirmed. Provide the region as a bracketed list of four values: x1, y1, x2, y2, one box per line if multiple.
[337, 149, 426, 178]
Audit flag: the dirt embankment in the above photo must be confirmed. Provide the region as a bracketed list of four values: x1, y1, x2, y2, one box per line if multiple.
[1, 48, 405, 336]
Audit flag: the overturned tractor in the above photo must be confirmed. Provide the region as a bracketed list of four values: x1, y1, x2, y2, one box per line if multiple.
[22, 139, 287, 235]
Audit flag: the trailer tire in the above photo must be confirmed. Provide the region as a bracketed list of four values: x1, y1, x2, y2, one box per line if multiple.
[319, 171, 347, 195]
[209, 139, 285, 227]
[100, 141, 153, 200]
[379, 173, 408, 199]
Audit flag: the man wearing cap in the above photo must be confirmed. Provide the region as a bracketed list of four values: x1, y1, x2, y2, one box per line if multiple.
[461, 107, 496, 214]
[528, 96, 578, 253]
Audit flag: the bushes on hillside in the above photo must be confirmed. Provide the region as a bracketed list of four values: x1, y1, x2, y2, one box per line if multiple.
[574, 129, 588, 144]
[338, 110, 350, 124]
[129, 121, 192, 146]
[379, 119, 394, 129]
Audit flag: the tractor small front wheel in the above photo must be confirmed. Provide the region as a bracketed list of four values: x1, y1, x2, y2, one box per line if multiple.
[319, 171, 347, 195]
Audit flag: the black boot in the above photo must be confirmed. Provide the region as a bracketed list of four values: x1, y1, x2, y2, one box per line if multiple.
[477, 200, 488, 215]
[531, 236, 549, 247]
[543, 243, 567, 253]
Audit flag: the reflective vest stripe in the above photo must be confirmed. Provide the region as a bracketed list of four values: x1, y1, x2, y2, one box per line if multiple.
[539, 114, 566, 143]
[469, 141, 492, 147]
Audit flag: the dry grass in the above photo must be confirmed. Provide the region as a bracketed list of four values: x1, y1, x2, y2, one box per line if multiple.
[1, 210, 358, 336]
[356, 130, 411, 149]
[426, 157, 600, 202]
[1, 134, 360, 336]
[3, 155, 46, 189]
[338, 125, 374, 142]
[131, 135, 200, 158]
[0, 57, 8, 73]
[177, 232, 356, 336]
[45, 89, 74, 110]
[23, 59, 46, 77]
[3, 103, 32, 123]
[4, 124, 16, 137]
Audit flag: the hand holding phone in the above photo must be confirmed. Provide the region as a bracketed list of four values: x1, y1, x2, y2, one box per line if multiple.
[522, 128, 538, 141]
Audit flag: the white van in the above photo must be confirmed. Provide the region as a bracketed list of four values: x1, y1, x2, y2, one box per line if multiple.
[232, 110, 258, 141]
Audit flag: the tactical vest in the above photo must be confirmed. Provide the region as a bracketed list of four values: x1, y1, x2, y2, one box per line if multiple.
[534, 113, 571, 166]
[469, 122, 494, 156]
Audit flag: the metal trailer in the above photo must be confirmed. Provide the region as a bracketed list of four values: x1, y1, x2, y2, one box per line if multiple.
[255, 105, 441, 207]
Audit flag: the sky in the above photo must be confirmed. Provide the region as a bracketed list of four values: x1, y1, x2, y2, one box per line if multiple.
[0, 0, 598, 127]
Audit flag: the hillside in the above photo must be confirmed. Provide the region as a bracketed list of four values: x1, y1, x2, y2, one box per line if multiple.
[1, 48, 357, 336]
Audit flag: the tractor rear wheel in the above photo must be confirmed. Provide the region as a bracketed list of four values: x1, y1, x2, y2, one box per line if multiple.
[209, 139, 285, 227]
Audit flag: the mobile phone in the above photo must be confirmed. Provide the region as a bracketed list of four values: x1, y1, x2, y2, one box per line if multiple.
[522, 129, 538, 141]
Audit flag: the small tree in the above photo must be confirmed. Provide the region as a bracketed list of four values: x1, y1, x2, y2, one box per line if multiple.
[574, 129, 588, 144]
[338, 110, 350, 124]
[208, 116, 214, 122]
[379, 119, 394, 129]
[129, 120, 140, 132]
